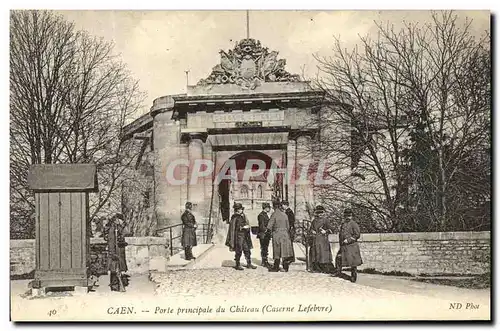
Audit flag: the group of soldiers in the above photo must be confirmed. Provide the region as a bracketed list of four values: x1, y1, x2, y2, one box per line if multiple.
[181, 199, 363, 282]
[309, 206, 363, 282]
[225, 200, 296, 272]
[101, 199, 363, 292]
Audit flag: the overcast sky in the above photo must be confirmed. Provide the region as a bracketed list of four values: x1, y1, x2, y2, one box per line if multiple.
[58, 10, 490, 118]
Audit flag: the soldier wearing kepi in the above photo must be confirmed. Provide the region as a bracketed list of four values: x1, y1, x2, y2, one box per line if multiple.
[257, 202, 272, 267]
[337, 208, 363, 282]
[181, 202, 197, 260]
[267, 201, 294, 272]
[225, 202, 257, 270]
[104, 213, 129, 292]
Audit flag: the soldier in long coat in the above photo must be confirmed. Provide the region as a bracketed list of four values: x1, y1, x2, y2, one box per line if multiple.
[181, 202, 197, 260]
[104, 213, 129, 292]
[225, 202, 257, 270]
[282, 200, 296, 263]
[337, 208, 363, 282]
[308, 205, 335, 274]
[267, 201, 294, 272]
[257, 202, 272, 267]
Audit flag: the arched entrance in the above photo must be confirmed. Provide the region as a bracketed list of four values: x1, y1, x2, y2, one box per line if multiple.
[218, 150, 284, 229]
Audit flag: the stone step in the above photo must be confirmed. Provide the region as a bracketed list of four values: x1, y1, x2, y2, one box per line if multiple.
[165, 244, 215, 270]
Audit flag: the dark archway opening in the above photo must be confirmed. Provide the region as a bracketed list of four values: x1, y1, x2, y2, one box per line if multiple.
[218, 150, 284, 227]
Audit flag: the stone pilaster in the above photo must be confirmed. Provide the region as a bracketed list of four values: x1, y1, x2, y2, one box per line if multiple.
[203, 142, 213, 202]
[187, 134, 207, 221]
[286, 140, 296, 210]
[295, 135, 315, 221]
[153, 112, 184, 229]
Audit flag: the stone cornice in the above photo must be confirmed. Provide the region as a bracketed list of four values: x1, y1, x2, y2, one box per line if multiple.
[206, 126, 290, 135]
[121, 113, 153, 141]
[175, 90, 323, 104]
[180, 132, 209, 144]
[289, 128, 319, 140]
[171, 91, 324, 120]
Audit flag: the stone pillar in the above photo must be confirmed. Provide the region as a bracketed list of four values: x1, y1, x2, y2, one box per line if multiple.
[203, 143, 213, 202]
[153, 112, 184, 230]
[286, 140, 296, 209]
[295, 134, 315, 222]
[211, 151, 231, 245]
[187, 134, 207, 221]
[178, 129, 189, 215]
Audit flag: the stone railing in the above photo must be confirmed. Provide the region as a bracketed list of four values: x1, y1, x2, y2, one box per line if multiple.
[328, 231, 490, 275]
[10, 237, 169, 278]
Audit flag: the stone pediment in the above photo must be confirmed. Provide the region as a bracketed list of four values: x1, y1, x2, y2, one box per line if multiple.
[197, 38, 301, 90]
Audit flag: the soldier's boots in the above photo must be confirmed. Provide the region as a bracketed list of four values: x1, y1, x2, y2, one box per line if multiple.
[246, 260, 257, 269]
[351, 267, 357, 283]
[330, 264, 340, 276]
[268, 259, 280, 272]
[185, 247, 196, 260]
[309, 263, 321, 273]
[234, 261, 244, 271]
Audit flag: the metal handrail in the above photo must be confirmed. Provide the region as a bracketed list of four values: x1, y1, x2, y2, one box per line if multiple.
[155, 224, 183, 256]
[156, 223, 215, 256]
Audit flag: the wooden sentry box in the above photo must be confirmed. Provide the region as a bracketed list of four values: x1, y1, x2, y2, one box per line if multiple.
[27, 164, 98, 290]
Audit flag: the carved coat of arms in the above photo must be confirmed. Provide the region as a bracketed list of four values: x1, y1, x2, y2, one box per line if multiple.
[198, 38, 301, 90]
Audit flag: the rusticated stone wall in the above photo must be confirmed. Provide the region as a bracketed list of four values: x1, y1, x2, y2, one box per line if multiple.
[10, 237, 169, 278]
[329, 231, 490, 275]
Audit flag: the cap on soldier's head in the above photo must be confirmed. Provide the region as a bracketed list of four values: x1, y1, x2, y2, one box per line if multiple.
[114, 213, 124, 220]
[314, 205, 325, 214]
[233, 202, 244, 210]
[262, 202, 271, 209]
[185, 202, 193, 209]
[344, 208, 353, 216]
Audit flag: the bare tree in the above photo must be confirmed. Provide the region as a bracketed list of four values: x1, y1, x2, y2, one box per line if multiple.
[310, 11, 490, 232]
[379, 12, 490, 230]
[10, 10, 146, 238]
[310, 39, 414, 231]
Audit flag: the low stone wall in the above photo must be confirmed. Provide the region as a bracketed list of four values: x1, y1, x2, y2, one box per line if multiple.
[10, 240, 36, 277]
[11, 231, 491, 277]
[328, 231, 490, 275]
[10, 237, 169, 278]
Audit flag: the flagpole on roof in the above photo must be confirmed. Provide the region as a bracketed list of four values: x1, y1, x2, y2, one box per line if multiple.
[246, 10, 250, 39]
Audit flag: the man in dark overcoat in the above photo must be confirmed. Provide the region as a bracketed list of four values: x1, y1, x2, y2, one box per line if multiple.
[337, 208, 363, 282]
[181, 202, 197, 260]
[225, 202, 257, 270]
[308, 205, 335, 274]
[104, 213, 129, 292]
[267, 201, 294, 272]
[282, 200, 296, 263]
[257, 202, 272, 267]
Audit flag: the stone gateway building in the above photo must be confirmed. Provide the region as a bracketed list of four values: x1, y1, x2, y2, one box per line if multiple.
[123, 38, 341, 243]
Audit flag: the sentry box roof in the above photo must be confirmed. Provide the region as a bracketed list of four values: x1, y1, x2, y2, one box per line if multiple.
[28, 164, 98, 192]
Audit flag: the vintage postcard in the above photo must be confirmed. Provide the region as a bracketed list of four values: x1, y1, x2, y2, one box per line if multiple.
[9, 9, 491, 322]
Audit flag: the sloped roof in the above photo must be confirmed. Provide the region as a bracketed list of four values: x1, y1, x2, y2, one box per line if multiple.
[28, 164, 98, 192]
